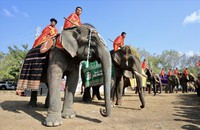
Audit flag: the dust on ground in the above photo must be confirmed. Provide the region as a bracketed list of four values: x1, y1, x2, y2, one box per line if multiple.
[0, 90, 200, 130]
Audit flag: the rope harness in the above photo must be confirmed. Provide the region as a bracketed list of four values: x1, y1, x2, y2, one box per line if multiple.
[125, 46, 130, 66]
[85, 28, 94, 68]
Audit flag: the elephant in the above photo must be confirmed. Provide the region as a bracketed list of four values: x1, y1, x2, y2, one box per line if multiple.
[179, 73, 197, 93]
[110, 46, 145, 109]
[165, 74, 180, 93]
[25, 24, 112, 127]
[145, 68, 162, 96]
[195, 74, 200, 96]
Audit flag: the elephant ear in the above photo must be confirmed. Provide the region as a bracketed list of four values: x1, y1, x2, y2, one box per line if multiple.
[111, 50, 123, 65]
[60, 28, 80, 57]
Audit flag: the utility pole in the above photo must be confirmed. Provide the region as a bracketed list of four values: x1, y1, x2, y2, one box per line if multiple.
[35, 26, 41, 39]
[60, 26, 63, 33]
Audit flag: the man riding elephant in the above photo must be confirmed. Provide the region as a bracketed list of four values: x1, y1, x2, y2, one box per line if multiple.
[17, 23, 112, 127]
[32, 18, 58, 48]
[63, 6, 82, 29]
[113, 32, 126, 51]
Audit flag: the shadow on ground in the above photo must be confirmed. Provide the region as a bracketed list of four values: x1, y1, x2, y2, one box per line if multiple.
[172, 94, 200, 130]
[0, 101, 46, 122]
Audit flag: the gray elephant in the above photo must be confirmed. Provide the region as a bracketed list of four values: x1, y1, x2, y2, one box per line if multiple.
[179, 73, 196, 93]
[145, 68, 162, 95]
[165, 74, 180, 93]
[19, 24, 112, 127]
[111, 46, 145, 109]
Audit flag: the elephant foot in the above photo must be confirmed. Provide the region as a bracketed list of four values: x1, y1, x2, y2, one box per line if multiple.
[28, 101, 37, 107]
[62, 108, 76, 119]
[82, 98, 92, 103]
[44, 102, 49, 108]
[116, 100, 123, 105]
[92, 95, 98, 100]
[92, 94, 103, 100]
[110, 101, 116, 107]
[43, 114, 62, 127]
[98, 97, 103, 100]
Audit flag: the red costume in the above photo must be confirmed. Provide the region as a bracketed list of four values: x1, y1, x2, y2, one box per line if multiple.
[196, 62, 200, 66]
[174, 69, 178, 75]
[142, 61, 147, 70]
[184, 69, 188, 76]
[32, 25, 58, 48]
[113, 36, 124, 51]
[159, 70, 165, 76]
[168, 70, 172, 76]
[63, 13, 81, 29]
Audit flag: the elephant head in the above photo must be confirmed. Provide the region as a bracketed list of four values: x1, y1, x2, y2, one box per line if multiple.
[169, 75, 180, 86]
[111, 46, 145, 108]
[60, 24, 111, 117]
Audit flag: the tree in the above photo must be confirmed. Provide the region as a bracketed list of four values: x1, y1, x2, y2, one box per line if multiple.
[157, 50, 180, 71]
[0, 44, 28, 81]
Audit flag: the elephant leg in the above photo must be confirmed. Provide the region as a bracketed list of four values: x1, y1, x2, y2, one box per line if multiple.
[44, 64, 63, 126]
[149, 84, 152, 94]
[62, 67, 79, 119]
[182, 85, 184, 93]
[135, 87, 138, 94]
[186, 84, 188, 93]
[44, 89, 50, 108]
[116, 76, 124, 105]
[83, 87, 92, 103]
[197, 87, 200, 97]
[92, 86, 102, 100]
[169, 84, 173, 93]
[92, 86, 98, 100]
[153, 84, 156, 96]
[182, 84, 186, 93]
[28, 91, 38, 107]
[122, 86, 126, 96]
[150, 84, 153, 94]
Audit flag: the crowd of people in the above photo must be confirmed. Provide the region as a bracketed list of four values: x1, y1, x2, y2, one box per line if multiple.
[159, 67, 189, 77]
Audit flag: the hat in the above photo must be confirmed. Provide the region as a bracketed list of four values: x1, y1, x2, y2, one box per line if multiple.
[50, 18, 57, 24]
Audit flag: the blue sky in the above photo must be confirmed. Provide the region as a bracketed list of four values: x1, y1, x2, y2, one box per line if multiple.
[0, 0, 200, 55]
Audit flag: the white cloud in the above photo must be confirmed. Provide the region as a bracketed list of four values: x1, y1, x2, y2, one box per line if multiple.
[12, 6, 19, 14]
[186, 51, 200, 57]
[183, 10, 200, 25]
[178, 51, 200, 57]
[2, 5, 29, 18]
[22, 12, 29, 18]
[3, 9, 14, 17]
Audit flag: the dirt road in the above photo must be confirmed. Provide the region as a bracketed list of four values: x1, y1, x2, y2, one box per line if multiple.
[0, 90, 200, 130]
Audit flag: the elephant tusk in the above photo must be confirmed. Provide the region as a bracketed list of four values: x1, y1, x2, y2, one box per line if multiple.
[134, 71, 144, 78]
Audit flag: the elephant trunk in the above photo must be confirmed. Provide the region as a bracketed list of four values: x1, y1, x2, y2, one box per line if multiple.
[133, 64, 145, 109]
[136, 75, 145, 109]
[98, 47, 111, 117]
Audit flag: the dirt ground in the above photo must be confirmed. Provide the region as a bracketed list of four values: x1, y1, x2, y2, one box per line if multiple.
[0, 90, 200, 130]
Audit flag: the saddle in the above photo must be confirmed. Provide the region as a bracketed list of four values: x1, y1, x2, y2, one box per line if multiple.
[40, 34, 63, 53]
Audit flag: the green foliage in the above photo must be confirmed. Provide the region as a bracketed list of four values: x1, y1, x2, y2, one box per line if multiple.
[0, 44, 28, 81]
[137, 48, 200, 75]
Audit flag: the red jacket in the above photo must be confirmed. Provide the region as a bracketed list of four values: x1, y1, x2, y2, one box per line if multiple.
[184, 69, 188, 76]
[142, 61, 147, 70]
[174, 70, 178, 75]
[32, 25, 58, 48]
[63, 13, 81, 29]
[159, 70, 165, 76]
[113, 35, 124, 51]
[168, 70, 172, 76]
